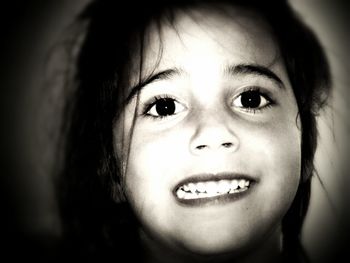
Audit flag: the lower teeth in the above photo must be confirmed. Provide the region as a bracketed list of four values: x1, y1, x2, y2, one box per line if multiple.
[177, 186, 249, 200]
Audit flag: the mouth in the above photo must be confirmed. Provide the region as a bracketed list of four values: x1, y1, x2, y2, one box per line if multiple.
[173, 173, 256, 206]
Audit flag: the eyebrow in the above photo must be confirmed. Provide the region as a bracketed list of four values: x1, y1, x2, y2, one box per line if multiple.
[126, 63, 284, 102]
[126, 68, 182, 102]
[224, 64, 284, 88]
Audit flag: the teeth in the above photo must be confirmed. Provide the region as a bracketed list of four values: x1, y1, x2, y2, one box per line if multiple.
[218, 180, 230, 194]
[231, 180, 238, 190]
[188, 183, 196, 193]
[176, 179, 251, 200]
[239, 179, 246, 189]
[183, 184, 190, 192]
[197, 182, 206, 193]
[206, 181, 217, 195]
[198, 192, 206, 198]
[176, 188, 186, 199]
[184, 193, 192, 199]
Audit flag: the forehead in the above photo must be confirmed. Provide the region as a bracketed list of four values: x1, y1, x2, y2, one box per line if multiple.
[128, 4, 284, 87]
[151, 6, 276, 64]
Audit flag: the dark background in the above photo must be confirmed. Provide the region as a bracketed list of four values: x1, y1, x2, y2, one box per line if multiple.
[1, 0, 349, 262]
[0, 1, 91, 260]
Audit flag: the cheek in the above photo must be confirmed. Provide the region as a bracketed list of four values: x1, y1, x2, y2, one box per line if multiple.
[123, 131, 180, 212]
[265, 131, 301, 200]
[246, 118, 302, 220]
[122, 130, 190, 244]
[257, 122, 301, 178]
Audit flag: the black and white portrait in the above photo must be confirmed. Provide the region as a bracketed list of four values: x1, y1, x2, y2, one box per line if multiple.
[1, 1, 349, 262]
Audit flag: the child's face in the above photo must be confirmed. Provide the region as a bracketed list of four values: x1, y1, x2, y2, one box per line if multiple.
[114, 5, 301, 257]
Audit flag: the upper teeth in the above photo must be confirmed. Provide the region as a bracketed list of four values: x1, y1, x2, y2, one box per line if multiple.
[176, 179, 250, 199]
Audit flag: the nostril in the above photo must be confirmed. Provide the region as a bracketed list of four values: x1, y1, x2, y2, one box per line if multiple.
[196, 145, 207, 150]
[221, 142, 233, 148]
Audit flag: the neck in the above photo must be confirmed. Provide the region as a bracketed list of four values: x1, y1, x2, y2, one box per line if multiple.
[139, 226, 283, 263]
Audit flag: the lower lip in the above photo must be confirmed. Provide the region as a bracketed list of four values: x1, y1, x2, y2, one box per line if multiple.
[173, 183, 255, 207]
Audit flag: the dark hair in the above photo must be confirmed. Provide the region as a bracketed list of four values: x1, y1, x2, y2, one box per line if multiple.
[55, 0, 331, 261]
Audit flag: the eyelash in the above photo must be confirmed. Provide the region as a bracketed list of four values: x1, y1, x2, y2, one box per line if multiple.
[142, 95, 183, 119]
[232, 87, 274, 114]
[141, 87, 275, 119]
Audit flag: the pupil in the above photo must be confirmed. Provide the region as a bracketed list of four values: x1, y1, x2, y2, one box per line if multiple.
[156, 99, 175, 116]
[241, 91, 261, 108]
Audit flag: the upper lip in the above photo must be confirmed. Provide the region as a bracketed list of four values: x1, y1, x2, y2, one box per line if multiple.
[173, 172, 257, 193]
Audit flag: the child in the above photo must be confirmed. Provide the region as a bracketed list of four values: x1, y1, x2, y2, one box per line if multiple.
[55, 0, 331, 262]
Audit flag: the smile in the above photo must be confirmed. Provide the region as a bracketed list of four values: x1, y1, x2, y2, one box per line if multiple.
[173, 173, 256, 206]
[176, 179, 250, 199]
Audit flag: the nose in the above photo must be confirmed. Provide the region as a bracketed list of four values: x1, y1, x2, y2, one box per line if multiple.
[189, 111, 239, 155]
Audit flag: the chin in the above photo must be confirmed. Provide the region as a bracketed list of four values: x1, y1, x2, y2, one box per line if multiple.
[177, 232, 249, 256]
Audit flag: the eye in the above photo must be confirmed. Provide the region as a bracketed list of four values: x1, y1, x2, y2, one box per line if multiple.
[146, 97, 186, 118]
[232, 89, 271, 110]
